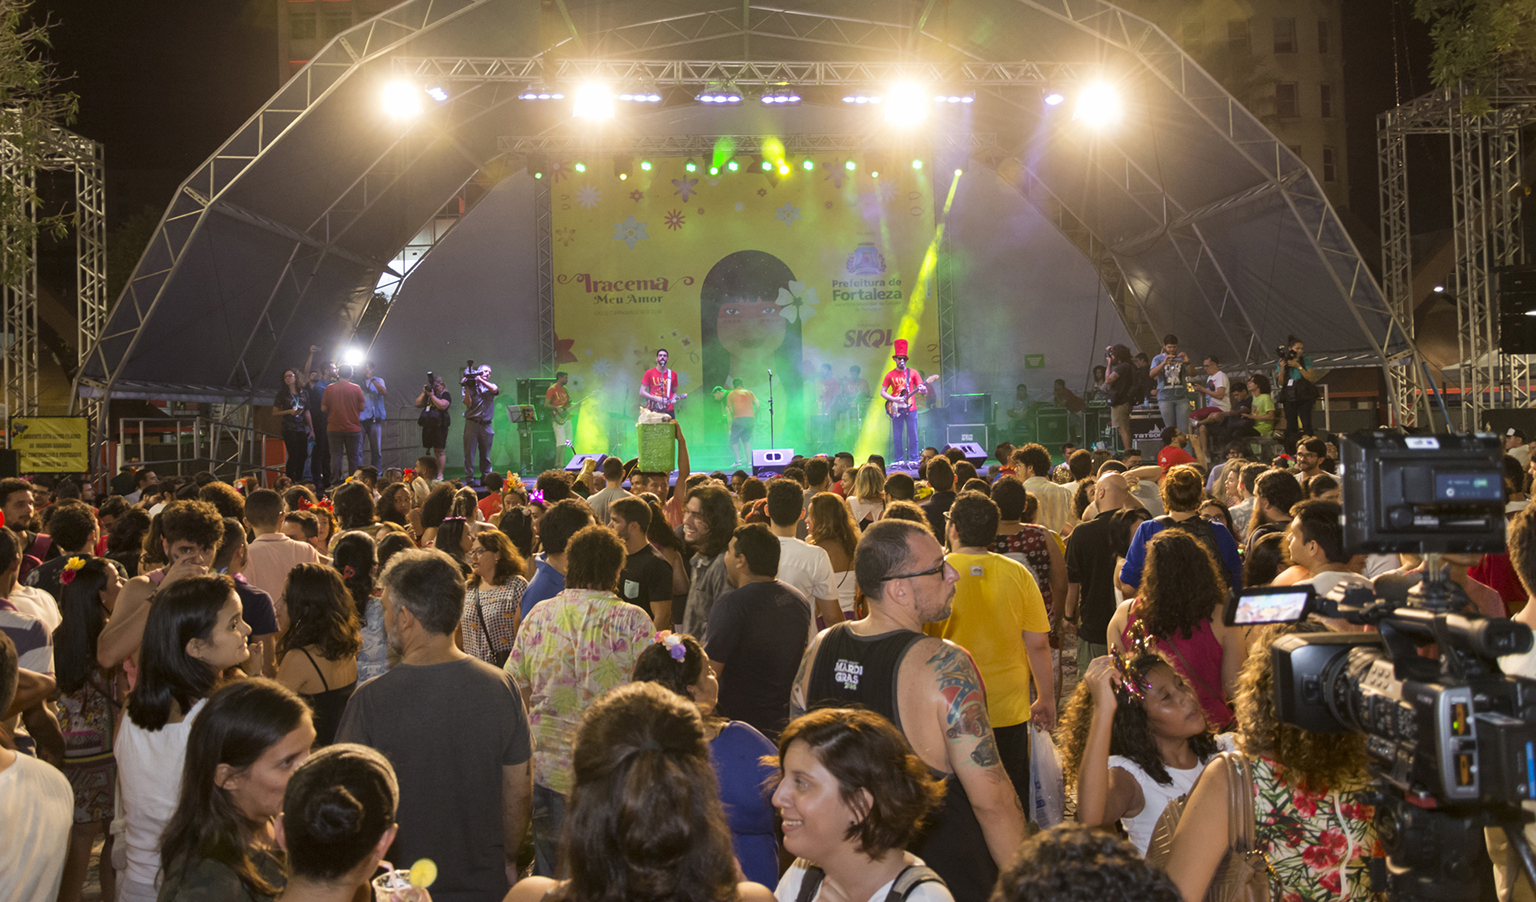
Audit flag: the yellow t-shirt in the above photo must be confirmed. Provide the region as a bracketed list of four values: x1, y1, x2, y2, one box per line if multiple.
[924, 551, 1051, 728]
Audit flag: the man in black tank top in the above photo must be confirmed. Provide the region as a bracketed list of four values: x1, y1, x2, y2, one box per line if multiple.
[789, 520, 1026, 902]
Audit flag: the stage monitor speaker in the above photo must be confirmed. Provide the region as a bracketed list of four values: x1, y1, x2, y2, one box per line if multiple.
[943, 442, 988, 467]
[1033, 407, 1071, 445]
[945, 424, 988, 451]
[0, 449, 17, 478]
[752, 448, 794, 477]
[949, 393, 991, 422]
[565, 453, 607, 473]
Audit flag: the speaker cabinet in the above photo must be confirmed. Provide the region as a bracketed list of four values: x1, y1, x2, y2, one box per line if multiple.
[565, 453, 607, 473]
[752, 448, 794, 476]
[943, 442, 988, 467]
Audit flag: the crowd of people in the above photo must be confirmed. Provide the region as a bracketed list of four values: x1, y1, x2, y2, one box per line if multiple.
[5, 415, 1536, 902]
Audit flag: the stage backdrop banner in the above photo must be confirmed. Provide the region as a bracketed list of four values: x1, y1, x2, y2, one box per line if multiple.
[550, 153, 939, 461]
[10, 416, 89, 473]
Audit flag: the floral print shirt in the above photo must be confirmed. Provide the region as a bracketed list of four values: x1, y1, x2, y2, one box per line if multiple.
[1250, 755, 1384, 902]
[506, 587, 653, 792]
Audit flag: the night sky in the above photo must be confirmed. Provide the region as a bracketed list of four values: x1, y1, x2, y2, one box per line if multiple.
[31, 0, 1440, 238]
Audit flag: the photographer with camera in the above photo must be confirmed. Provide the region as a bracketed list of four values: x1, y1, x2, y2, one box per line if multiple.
[414, 373, 451, 476]
[1163, 619, 1380, 902]
[1275, 335, 1320, 442]
[462, 362, 499, 485]
[1486, 503, 1536, 901]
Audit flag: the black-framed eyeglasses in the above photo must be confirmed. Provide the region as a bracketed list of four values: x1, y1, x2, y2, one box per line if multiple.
[883, 559, 947, 582]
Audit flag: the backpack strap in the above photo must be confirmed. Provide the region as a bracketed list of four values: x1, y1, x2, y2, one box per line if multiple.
[794, 863, 825, 902]
[885, 865, 945, 902]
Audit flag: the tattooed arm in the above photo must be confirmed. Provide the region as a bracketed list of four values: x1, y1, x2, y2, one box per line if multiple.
[788, 631, 824, 720]
[926, 639, 1025, 867]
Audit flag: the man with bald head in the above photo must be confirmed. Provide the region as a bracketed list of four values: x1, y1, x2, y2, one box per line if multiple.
[1064, 471, 1148, 669]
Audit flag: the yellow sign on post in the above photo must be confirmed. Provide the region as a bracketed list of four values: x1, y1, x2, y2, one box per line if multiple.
[11, 417, 89, 473]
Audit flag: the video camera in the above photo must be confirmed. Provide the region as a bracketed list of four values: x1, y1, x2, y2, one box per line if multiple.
[1277, 343, 1298, 361]
[461, 360, 480, 388]
[1230, 431, 1536, 901]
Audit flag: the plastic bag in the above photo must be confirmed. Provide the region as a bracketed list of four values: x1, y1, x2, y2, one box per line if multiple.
[1029, 724, 1065, 828]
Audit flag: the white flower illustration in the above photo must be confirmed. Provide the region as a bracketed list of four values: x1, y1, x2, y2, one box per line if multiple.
[591, 358, 612, 378]
[576, 185, 601, 209]
[774, 281, 821, 322]
[568, 375, 585, 393]
[612, 215, 649, 249]
[734, 201, 745, 212]
[875, 178, 898, 202]
[774, 202, 801, 227]
[677, 371, 692, 388]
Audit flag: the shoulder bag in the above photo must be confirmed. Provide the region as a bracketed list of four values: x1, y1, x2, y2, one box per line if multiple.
[1144, 751, 1270, 902]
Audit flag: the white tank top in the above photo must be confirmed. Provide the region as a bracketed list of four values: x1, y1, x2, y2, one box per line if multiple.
[1109, 732, 1235, 854]
[832, 568, 858, 614]
[116, 698, 208, 886]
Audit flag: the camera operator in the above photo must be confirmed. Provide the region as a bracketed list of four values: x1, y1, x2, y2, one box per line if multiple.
[414, 373, 451, 476]
[1275, 335, 1319, 442]
[1163, 619, 1380, 902]
[461, 363, 499, 485]
[1486, 503, 1536, 901]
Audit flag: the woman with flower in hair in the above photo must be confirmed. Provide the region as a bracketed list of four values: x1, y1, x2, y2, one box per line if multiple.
[1057, 652, 1231, 855]
[633, 632, 778, 886]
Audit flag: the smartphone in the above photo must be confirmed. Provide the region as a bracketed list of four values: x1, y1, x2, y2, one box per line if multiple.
[1223, 585, 1316, 626]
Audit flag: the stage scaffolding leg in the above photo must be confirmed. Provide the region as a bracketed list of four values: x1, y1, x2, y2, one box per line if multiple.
[1, 155, 38, 426]
[1377, 111, 1422, 429]
[1451, 106, 1494, 431]
[536, 176, 554, 378]
[936, 189, 957, 401]
[1489, 116, 1527, 409]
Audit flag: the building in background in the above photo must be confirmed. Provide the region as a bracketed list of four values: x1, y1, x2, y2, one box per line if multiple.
[277, 0, 397, 84]
[1111, 0, 1349, 210]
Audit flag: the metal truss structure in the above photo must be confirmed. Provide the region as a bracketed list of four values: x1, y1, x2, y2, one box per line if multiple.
[1378, 80, 1536, 430]
[497, 132, 997, 157]
[0, 127, 105, 432]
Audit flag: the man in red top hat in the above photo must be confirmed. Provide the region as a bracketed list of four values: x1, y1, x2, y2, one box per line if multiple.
[879, 338, 932, 467]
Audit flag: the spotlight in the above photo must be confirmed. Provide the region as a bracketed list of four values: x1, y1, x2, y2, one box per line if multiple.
[696, 82, 742, 104]
[845, 160, 856, 171]
[574, 162, 587, 173]
[619, 173, 627, 180]
[727, 160, 739, 172]
[842, 92, 882, 104]
[802, 159, 814, 171]
[518, 83, 564, 101]
[932, 92, 975, 104]
[1073, 81, 1123, 129]
[1434, 285, 1445, 293]
[572, 82, 615, 120]
[614, 157, 633, 180]
[709, 165, 720, 175]
[640, 160, 652, 171]
[534, 172, 544, 179]
[381, 80, 426, 119]
[778, 163, 790, 175]
[911, 159, 923, 170]
[617, 87, 662, 102]
[954, 168, 962, 175]
[761, 161, 772, 171]
[760, 87, 801, 104]
[883, 81, 929, 126]
[342, 346, 367, 367]
[685, 158, 698, 172]
[1044, 90, 1066, 106]
[871, 170, 879, 178]
[426, 86, 449, 103]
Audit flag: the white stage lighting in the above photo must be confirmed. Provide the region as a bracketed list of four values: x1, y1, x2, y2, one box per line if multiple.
[381, 81, 425, 119]
[519, 83, 565, 101]
[342, 347, 366, 367]
[697, 82, 742, 104]
[426, 86, 449, 103]
[883, 82, 929, 126]
[573, 82, 615, 120]
[1073, 81, 1123, 129]
[1044, 91, 1066, 106]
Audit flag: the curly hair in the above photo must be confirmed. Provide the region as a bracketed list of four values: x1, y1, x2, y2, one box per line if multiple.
[157, 500, 226, 550]
[992, 823, 1181, 902]
[1159, 465, 1205, 512]
[278, 563, 362, 661]
[771, 708, 946, 855]
[1056, 653, 1219, 788]
[470, 528, 528, 588]
[1137, 528, 1227, 641]
[563, 525, 626, 592]
[332, 481, 375, 531]
[1234, 621, 1370, 793]
[806, 492, 859, 560]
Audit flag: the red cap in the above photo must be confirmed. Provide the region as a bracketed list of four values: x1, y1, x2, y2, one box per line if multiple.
[892, 338, 909, 359]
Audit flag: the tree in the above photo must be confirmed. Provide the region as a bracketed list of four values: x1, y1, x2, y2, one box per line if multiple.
[1415, 0, 1536, 114]
[0, 1, 77, 288]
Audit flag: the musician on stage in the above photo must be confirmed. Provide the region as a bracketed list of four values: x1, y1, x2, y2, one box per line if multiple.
[640, 348, 686, 419]
[879, 339, 932, 467]
[544, 371, 573, 460]
[462, 363, 499, 485]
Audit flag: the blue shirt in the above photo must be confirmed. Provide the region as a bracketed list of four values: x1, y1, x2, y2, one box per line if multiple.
[520, 555, 565, 619]
[1118, 516, 1242, 590]
[360, 376, 387, 422]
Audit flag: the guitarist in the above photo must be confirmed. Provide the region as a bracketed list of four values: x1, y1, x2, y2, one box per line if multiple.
[879, 338, 933, 467]
[640, 348, 687, 419]
[545, 371, 574, 459]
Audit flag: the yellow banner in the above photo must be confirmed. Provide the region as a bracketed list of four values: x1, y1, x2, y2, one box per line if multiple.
[11, 416, 89, 473]
[550, 152, 940, 462]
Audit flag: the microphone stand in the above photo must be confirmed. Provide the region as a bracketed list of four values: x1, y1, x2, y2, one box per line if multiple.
[767, 370, 776, 449]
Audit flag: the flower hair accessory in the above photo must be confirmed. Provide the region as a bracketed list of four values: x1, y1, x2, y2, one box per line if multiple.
[1109, 632, 1155, 701]
[528, 489, 546, 506]
[343, 565, 357, 579]
[404, 468, 416, 483]
[60, 556, 86, 586]
[654, 630, 686, 661]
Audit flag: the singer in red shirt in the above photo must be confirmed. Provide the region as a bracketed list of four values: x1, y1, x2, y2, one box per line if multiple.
[879, 339, 930, 466]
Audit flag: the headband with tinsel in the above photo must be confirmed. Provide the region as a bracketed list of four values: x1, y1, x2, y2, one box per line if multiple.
[60, 556, 86, 586]
[1109, 631, 1157, 701]
[654, 630, 686, 662]
[528, 490, 546, 506]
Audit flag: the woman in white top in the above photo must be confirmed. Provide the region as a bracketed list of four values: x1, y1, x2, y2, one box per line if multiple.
[846, 464, 886, 529]
[1057, 652, 1229, 855]
[771, 708, 953, 902]
[116, 574, 252, 902]
[805, 493, 861, 617]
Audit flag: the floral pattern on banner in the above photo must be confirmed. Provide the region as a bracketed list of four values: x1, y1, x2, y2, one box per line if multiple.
[1250, 756, 1385, 902]
[506, 588, 653, 793]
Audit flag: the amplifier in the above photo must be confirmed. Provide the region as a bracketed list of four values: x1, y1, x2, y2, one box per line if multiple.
[945, 424, 987, 449]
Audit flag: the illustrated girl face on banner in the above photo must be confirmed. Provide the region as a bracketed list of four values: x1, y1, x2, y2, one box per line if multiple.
[716, 296, 786, 354]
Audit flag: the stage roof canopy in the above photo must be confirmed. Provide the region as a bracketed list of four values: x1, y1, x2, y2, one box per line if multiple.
[79, 0, 1411, 397]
